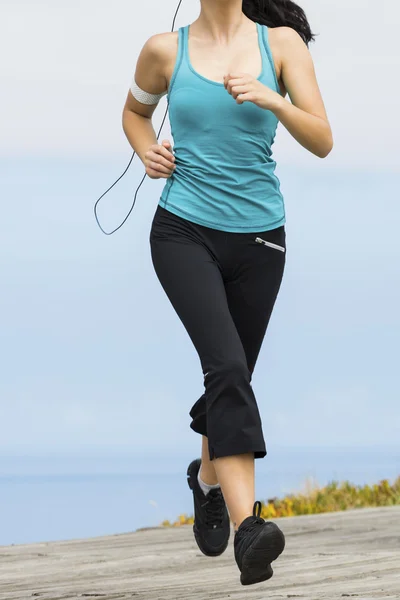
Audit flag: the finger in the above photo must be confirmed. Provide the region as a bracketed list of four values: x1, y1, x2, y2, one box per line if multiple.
[146, 167, 172, 179]
[225, 85, 247, 99]
[228, 77, 247, 89]
[157, 146, 176, 164]
[151, 153, 176, 170]
[235, 91, 253, 104]
[149, 161, 175, 175]
[226, 79, 245, 95]
[225, 73, 245, 82]
[231, 84, 249, 99]
[226, 72, 246, 80]
[161, 140, 173, 153]
[147, 168, 171, 179]
[148, 143, 174, 162]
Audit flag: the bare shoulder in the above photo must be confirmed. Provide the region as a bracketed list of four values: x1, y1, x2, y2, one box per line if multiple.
[268, 26, 304, 47]
[124, 31, 178, 117]
[268, 26, 311, 74]
[143, 31, 179, 65]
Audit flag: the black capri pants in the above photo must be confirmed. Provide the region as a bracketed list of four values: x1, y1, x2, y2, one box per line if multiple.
[150, 205, 286, 461]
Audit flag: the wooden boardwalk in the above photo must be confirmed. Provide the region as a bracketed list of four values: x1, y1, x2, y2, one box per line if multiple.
[0, 506, 399, 600]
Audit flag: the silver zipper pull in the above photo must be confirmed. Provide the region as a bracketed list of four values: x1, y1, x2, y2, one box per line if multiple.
[255, 237, 285, 253]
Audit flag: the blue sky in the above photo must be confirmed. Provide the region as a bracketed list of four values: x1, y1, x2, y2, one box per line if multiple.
[1, 0, 399, 458]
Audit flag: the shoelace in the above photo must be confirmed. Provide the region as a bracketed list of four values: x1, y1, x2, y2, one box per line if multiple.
[200, 489, 226, 528]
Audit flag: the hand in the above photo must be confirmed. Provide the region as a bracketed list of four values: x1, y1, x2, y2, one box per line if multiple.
[223, 72, 281, 112]
[144, 140, 176, 179]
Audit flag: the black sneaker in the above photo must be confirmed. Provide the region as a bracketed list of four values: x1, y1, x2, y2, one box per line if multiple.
[234, 500, 285, 586]
[186, 458, 230, 556]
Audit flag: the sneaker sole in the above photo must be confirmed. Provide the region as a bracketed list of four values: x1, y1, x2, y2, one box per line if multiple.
[240, 522, 285, 586]
[187, 460, 230, 557]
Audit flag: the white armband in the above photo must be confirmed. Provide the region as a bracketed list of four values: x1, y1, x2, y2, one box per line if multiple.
[130, 78, 167, 105]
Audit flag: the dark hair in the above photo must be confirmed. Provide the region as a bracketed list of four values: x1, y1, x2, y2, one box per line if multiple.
[242, 0, 316, 46]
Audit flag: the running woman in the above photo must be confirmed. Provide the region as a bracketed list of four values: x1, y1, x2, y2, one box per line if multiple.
[123, 0, 333, 587]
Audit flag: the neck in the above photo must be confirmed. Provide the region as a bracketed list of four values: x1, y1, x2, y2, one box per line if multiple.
[195, 0, 251, 43]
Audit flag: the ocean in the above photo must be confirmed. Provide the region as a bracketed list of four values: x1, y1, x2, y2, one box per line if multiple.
[0, 446, 398, 547]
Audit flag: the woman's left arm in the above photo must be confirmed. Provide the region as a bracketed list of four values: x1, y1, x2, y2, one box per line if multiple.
[225, 27, 334, 158]
[270, 27, 333, 158]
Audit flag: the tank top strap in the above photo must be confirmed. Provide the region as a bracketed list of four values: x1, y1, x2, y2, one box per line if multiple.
[181, 24, 192, 74]
[168, 26, 186, 96]
[259, 24, 280, 93]
[182, 24, 189, 57]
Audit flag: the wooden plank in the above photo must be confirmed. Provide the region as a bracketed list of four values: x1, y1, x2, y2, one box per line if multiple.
[0, 506, 399, 599]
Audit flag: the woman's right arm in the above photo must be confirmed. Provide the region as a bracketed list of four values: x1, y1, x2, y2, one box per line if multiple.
[122, 35, 176, 179]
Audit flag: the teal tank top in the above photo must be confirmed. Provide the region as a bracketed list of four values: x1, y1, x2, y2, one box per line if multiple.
[159, 22, 285, 233]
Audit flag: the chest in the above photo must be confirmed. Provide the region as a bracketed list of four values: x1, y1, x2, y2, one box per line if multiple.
[186, 32, 264, 85]
[165, 27, 284, 95]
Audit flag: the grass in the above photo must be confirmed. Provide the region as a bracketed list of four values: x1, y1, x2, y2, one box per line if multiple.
[161, 475, 400, 527]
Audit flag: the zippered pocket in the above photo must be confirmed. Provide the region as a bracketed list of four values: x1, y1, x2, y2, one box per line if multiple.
[255, 237, 286, 253]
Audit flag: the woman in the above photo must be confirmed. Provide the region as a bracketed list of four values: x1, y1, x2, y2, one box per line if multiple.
[122, 0, 333, 587]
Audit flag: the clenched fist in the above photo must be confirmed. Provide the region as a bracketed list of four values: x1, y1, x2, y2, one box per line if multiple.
[144, 140, 176, 179]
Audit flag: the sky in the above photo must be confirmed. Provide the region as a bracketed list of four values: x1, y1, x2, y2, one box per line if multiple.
[1, 0, 399, 460]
